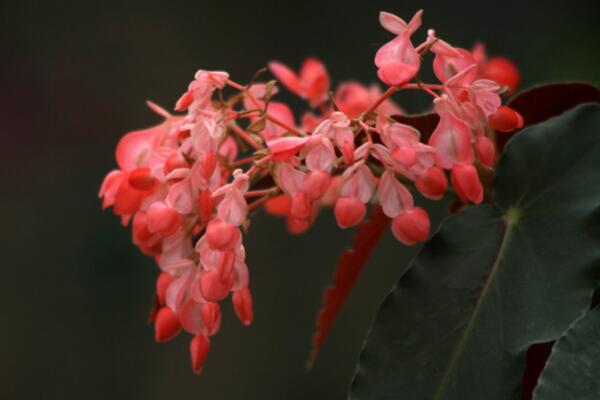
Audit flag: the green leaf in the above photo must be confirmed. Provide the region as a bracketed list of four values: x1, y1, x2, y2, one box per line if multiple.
[349, 104, 600, 400]
[533, 305, 600, 400]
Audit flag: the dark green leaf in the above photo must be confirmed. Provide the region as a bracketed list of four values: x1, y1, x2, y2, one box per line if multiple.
[349, 104, 600, 400]
[533, 305, 600, 400]
[497, 82, 600, 152]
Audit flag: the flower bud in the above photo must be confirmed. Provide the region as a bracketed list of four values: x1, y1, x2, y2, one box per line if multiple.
[198, 189, 214, 224]
[200, 270, 232, 302]
[154, 306, 181, 342]
[489, 106, 524, 132]
[303, 171, 332, 201]
[175, 90, 194, 112]
[415, 167, 448, 200]
[286, 217, 311, 234]
[391, 207, 430, 245]
[128, 167, 157, 191]
[156, 272, 173, 305]
[201, 302, 222, 336]
[475, 136, 496, 168]
[190, 335, 210, 375]
[290, 192, 312, 220]
[264, 194, 292, 217]
[147, 201, 181, 237]
[113, 177, 143, 216]
[482, 57, 520, 94]
[392, 146, 417, 166]
[164, 153, 189, 175]
[206, 219, 240, 251]
[334, 197, 366, 228]
[132, 211, 153, 243]
[451, 163, 484, 204]
[232, 287, 254, 326]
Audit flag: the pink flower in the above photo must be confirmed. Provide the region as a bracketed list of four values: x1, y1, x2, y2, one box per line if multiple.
[375, 11, 422, 86]
[428, 96, 474, 169]
[268, 57, 330, 107]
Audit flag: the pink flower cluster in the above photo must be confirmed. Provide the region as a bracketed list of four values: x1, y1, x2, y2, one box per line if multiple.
[99, 10, 523, 373]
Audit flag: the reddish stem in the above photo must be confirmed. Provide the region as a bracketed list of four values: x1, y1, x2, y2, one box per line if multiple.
[229, 123, 261, 150]
[227, 79, 304, 136]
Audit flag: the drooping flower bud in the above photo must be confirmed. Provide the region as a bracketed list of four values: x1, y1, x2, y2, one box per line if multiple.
[147, 201, 181, 237]
[482, 57, 520, 94]
[286, 217, 311, 235]
[154, 306, 182, 342]
[198, 189, 214, 224]
[232, 287, 254, 326]
[334, 197, 367, 228]
[190, 335, 210, 375]
[290, 192, 312, 221]
[451, 163, 484, 204]
[206, 219, 240, 251]
[200, 270, 233, 302]
[164, 153, 189, 175]
[264, 194, 292, 217]
[303, 171, 332, 201]
[475, 136, 496, 168]
[415, 167, 448, 200]
[128, 167, 157, 191]
[201, 302, 222, 336]
[391, 207, 430, 245]
[113, 176, 144, 216]
[156, 272, 173, 305]
[488, 106, 524, 132]
[392, 146, 418, 166]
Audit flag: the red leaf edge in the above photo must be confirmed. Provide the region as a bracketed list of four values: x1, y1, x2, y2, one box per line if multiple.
[307, 206, 390, 367]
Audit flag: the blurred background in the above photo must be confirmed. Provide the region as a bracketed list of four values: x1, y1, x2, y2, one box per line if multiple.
[2, 0, 598, 399]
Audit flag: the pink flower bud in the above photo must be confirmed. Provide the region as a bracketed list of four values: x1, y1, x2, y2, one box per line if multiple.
[415, 167, 448, 200]
[175, 90, 194, 111]
[156, 272, 173, 305]
[164, 153, 190, 175]
[132, 211, 153, 243]
[286, 217, 311, 234]
[482, 57, 520, 94]
[475, 136, 496, 167]
[147, 201, 181, 237]
[113, 176, 143, 216]
[266, 136, 310, 161]
[290, 192, 312, 221]
[334, 197, 367, 228]
[154, 307, 182, 342]
[391, 207, 430, 245]
[198, 189, 214, 224]
[197, 151, 217, 181]
[128, 167, 157, 191]
[190, 335, 210, 375]
[488, 106, 524, 132]
[392, 146, 417, 166]
[303, 171, 331, 201]
[206, 219, 240, 251]
[451, 163, 484, 204]
[201, 302, 222, 336]
[232, 287, 254, 326]
[264, 194, 292, 217]
[200, 270, 232, 302]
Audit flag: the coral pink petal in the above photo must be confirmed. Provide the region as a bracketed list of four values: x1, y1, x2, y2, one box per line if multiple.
[268, 61, 301, 95]
[190, 335, 210, 374]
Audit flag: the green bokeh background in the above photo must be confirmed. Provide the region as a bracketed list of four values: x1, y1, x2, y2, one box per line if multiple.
[2, 0, 598, 399]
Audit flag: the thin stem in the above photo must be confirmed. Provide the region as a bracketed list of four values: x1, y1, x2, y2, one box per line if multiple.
[230, 155, 258, 168]
[227, 79, 304, 136]
[245, 188, 277, 198]
[229, 123, 261, 150]
[365, 86, 399, 115]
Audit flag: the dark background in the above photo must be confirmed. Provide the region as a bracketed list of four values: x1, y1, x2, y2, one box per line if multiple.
[2, 0, 598, 399]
